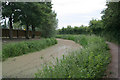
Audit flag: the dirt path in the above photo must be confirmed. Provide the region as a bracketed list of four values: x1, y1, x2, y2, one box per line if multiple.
[106, 42, 119, 78]
[2, 38, 82, 78]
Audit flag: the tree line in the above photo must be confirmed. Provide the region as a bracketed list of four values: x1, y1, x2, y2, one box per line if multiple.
[58, 19, 103, 35]
[2, 2, 58, 39]
[58, 2, 120, 44]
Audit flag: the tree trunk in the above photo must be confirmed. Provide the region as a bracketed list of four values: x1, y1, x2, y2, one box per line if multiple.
[9, 15, 13, 39]
[17, 30, 19, 38]
[32, 25, 35, 38]
[25, 24, 29, 39]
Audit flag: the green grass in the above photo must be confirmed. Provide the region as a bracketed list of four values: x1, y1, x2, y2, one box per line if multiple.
[2, 38, 57, 61]
[35, 35, 111, 78]
[0, 50, 2, 61]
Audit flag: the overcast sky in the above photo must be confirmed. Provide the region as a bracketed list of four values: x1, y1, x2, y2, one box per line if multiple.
[52, 0, 107, 29]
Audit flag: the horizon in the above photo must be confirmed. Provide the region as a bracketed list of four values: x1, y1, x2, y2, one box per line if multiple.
[52, 0, 107, 29]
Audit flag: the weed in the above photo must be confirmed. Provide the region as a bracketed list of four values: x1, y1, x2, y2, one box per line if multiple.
[2, 38, 57, 61]
[35, 35, 111, 78]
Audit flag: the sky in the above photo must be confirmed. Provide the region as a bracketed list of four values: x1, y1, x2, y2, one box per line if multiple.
[52, 0, 107, 29]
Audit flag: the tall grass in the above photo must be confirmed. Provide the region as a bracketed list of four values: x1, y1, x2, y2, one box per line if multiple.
[0, 50, 2, 61]
[2, 38, 57, 61]
[35, 35, 111, 78]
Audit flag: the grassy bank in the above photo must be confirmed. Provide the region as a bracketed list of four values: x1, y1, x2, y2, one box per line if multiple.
[35, 35, 111, 78]
[2, 38, 57, 61]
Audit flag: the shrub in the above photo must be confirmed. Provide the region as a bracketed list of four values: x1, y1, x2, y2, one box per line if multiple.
[35, 35, 111, 78]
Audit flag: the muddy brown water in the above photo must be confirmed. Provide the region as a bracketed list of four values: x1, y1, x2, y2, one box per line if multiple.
[2, 38, 82, 78]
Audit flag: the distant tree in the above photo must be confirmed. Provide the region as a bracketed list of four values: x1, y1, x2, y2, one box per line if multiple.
[58, 25, 89, 35]
[73, 26, 79, 34]
[89, 19, 103, 35]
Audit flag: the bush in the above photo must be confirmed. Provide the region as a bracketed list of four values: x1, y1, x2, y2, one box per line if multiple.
[2, 38, 57, 61]
[35, 35, 111, 78]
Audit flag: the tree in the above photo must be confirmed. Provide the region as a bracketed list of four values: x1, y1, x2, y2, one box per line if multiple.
[2, 2, 26, 39]
[57, 25, 89, 35]
[2, 2, 58, 39]
[101, 2, 120, 43]
[39, 2, 58, 38]
[89, 19, 103, 35]
[2, 2, 16, 39]
[30, 2, 53, 38]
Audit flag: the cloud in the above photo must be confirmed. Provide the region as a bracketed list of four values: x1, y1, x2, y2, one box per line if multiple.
[52, 0, 107, 29]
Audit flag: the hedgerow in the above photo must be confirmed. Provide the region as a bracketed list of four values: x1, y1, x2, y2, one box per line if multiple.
[35, 35, 110, 78]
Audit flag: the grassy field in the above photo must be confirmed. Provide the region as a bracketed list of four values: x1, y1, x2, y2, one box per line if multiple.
[2, 38, 57, 61]
[35, 35, 111, 78]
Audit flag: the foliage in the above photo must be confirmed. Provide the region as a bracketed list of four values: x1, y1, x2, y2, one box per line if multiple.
[0, 50, 2, 61]
[40, 11, 58, 38]
[56, 35, 88, 47]
[89, 19, 103, 36]
[58, 19, 103, 36]
[57, 2, 120, 45]
[101, 2, 120, 44]
[35, 35, 110, 78]
[58, 25, 89, 35]
[13, 22, 22, 29]
[2, 38, 57, 61]
[2, 2, 58, 38]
